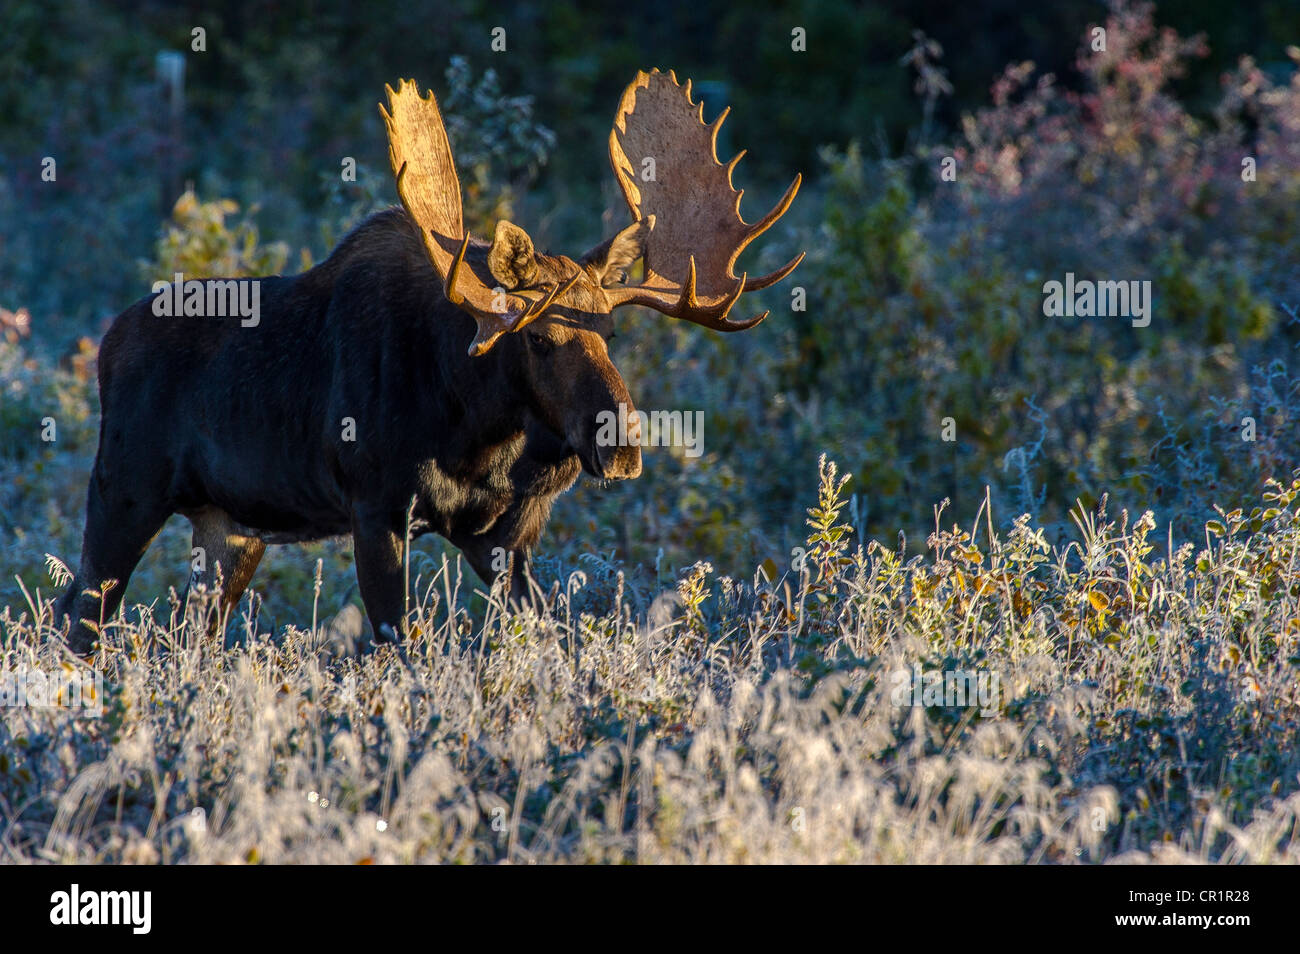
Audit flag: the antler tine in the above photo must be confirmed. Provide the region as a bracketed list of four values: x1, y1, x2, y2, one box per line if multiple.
[745, 173, 802, 241]
[709, 106, 731, 155]
[724, 150, 747, 185]
[732, 171, 805, 292]
[515, 270, 583, 330]
[743, 251, 806, 292]
[607, 257, 760, 330]
[464, 267, 583, 356]
[444, 232, 472, 306]
[678, 257, 742, 319]
[681, 254, 698, 307]
[678, 260, 759, 329]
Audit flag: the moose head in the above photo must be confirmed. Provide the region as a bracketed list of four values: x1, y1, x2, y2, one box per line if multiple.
[380, 69, 804, 480]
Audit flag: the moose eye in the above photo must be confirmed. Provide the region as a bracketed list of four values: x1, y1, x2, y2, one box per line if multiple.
[527, 331, 555, 355]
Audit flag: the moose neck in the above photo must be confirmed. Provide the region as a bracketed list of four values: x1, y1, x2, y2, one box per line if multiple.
[426, 306, 578, 481]
[315, 209, 578, 488]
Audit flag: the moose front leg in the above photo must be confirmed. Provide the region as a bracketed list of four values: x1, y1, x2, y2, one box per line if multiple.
[350, 507, 408, 644]
[455, 534, 535, 606]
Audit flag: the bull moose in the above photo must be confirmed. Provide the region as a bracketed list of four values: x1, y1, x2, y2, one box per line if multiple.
[53, 69, 804, 653]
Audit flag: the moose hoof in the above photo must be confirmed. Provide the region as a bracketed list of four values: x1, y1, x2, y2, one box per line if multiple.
[65, 625, 99, 658]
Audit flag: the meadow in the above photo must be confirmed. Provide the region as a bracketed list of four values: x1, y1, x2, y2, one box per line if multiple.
[3, 460, 1299, 862]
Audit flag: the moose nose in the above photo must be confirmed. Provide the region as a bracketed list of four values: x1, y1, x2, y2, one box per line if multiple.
[594, 409, 642, 480]
[596, 440, 642, 480]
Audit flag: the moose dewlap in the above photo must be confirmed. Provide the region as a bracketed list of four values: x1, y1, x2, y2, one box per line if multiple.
[53, 69, 804, 653]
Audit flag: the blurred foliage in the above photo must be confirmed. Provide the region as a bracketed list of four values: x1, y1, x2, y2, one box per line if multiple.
[440, 55, 556, 232]
[142, 188, 292, 282]
[2, 0, 1296, 330]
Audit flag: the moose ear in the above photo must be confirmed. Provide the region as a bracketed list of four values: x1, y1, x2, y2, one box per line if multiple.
[486, 220, 538, 290]
[582, 216, 654, 286]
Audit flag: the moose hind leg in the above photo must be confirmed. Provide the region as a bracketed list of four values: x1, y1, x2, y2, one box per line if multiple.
[54, 463, 170, 654]
[185, 508, 267, 632]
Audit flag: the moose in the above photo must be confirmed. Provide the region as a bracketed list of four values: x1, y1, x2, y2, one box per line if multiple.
[53, 69, 804, 653]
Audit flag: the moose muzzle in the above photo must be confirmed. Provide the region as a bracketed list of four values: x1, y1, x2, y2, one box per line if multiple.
[593, 403, 643, 480]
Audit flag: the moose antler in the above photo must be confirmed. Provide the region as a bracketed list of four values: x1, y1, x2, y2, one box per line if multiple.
[605, 69, 804, 330]
[381, 79, 577, 355]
